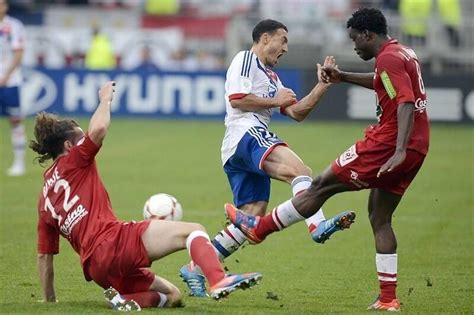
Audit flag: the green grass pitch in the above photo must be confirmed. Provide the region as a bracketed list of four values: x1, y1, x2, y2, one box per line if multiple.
[0, 118, 472, 313]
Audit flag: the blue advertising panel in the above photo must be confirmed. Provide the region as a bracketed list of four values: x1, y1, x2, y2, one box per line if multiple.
[21, 67, 302, 119]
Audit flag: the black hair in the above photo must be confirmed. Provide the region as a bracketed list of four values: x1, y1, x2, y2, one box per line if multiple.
[252, 19, 288, 43]
[346, 8, 388, 35]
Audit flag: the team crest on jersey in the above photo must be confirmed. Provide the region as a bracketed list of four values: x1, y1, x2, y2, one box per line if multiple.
[267, 84, 277, 98]
[337, 144, 358, 167]
[265, 69, 278, 82]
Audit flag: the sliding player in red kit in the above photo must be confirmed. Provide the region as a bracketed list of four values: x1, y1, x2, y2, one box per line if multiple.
[32, 81, 261, 311]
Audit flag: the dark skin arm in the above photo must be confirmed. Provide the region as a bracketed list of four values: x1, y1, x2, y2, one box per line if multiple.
[320, 64, 374, 90]
[377, 103, 415, 177]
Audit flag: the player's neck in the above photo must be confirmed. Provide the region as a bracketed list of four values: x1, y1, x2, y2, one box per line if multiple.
[250, 46, 266, 67]
[375, 35, 392, 56]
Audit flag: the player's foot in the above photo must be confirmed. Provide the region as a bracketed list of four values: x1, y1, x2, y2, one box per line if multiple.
[224, 203, 263, 244]
[367, 296, 400, 311]
[208, 272, 262, 300]
[179, 264, 208, 297]
[104, 287, 141, 312]
[311, 210, 355, 243]
[6, 164, 25, 176]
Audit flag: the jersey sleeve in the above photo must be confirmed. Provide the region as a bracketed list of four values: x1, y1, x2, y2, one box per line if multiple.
[377, 53, 415, 105]
[37, 216, 59, 254]
[226, 51, 257, 101]
[64, 135, 101, 168]
[11, 19, 25, 50]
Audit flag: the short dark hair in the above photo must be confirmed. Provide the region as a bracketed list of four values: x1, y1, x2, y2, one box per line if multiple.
[346, 8, 388, 35]
[252, 19, 288, 43]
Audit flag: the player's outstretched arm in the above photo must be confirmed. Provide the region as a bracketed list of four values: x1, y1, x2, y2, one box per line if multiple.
[88, 81, 116, 146]
[230, 88, 297, 112]
[321, 64, 374, 90]
[37, 254, 56, 302]
[283, 56, 334, 122]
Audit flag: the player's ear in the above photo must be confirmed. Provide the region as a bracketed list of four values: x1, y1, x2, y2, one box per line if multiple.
[64, 140, 74, 152]
[365, 30, 375, 41]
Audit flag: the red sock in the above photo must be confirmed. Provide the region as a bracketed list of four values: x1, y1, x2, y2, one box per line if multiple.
[255, 210, 281, 240]
[187, 231, 225, 286]
[122, 291, 165, 308]
[379, 280, 397, 302]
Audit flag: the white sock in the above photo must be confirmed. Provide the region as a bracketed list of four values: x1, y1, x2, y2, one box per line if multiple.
[376, 253, 398, 281]
[272, 199, 304, 229]
[291, 176, 326, 229]
[111, 293, 125, 305]
[11, 124, 26, 167]
[157, 292, 168, 308]
[211, 224, 247, 261]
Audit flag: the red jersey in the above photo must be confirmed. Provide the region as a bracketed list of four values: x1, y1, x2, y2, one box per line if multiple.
[366, 39, 430, 155]
[37, 136, 119, 266]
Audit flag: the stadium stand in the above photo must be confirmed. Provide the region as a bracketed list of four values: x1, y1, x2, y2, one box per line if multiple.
[10, 0, 474, 73]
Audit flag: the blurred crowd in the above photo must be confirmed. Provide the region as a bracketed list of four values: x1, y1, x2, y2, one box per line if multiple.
[7, 0, 471, 72]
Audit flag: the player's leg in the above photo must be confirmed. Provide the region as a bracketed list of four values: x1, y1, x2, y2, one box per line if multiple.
[1, 87, 26, 176]
[113, 274, 182, 308]
[143, 219, 261, 300]
[209, 145, 274, 261]
[366, 150, 426, 311]
[104, 271, 181, 310]
[263, 145, 328, 235]
[366, 188, 402, 311]
[227, 165, 355, 243]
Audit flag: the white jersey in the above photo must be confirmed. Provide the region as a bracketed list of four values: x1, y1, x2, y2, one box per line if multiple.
[0, 15, 25, 87]
[221, 50, 286, 165]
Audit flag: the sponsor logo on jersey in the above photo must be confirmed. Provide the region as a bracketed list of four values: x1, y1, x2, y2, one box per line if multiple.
[349, 169, 369, 188]
[414, 97, 427, 113]
[60, 204, 88, 236]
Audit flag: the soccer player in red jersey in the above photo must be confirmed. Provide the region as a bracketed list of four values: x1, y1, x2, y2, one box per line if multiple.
[32, 81, 261, 311]
[226, 8, 429, 311]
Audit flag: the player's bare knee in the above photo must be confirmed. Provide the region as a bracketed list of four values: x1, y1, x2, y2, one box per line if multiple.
[301, 164, 312, 177]
[191, 223, 206, 233]
[288, 164, 312, 179]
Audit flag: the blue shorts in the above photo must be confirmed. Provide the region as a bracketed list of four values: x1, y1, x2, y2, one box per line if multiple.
[0, 86, 21, 117]
[223, 126, 287, 207]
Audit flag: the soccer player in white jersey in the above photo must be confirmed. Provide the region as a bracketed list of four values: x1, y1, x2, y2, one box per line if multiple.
[180, 19, 355, 297]
[0, 0, 27, 176]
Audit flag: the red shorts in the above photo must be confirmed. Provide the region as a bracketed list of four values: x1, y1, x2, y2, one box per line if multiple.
[84, 220, 154, 294]
[331, 138, 426, 195]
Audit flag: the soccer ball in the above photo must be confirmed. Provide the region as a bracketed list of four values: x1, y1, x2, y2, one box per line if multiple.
[143, 193, 183, 221]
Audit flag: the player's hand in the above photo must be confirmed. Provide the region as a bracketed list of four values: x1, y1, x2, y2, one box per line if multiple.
[377, 150, 406, 177]
[98, 81, 116, 104]
[275, 88, 297, 108]
[320, 57, 343, 84]
[317, 56, 338, 86]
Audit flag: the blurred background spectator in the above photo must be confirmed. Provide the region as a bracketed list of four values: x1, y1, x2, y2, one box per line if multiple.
[133, 45, 160, 72]
[84, 26, 116, 69]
